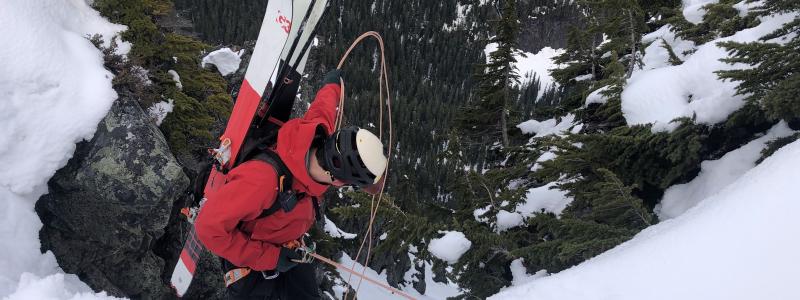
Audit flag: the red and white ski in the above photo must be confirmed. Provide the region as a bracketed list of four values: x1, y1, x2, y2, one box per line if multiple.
[217, 0, 297, 170]
[170, 0, 295, 296]
[170, 0, 330, 296]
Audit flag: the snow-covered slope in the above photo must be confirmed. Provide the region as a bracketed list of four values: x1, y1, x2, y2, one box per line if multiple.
[333, 253, 461, 300]
[0, 1, 125, 298]
[491, 138, 800, 299]
[657, 122, 795, 219]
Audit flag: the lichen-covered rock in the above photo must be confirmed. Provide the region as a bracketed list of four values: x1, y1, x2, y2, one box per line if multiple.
[36, 92, 189, 298]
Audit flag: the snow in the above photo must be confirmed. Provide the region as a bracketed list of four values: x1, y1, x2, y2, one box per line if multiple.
[509, 259, 548, 287]
[473, 205, 491, 222]
[585, 86, 611, 106]
[147, 99, 174, 126]
[337, 253, 460, 300]
[443, 3, 473, 31]
[517, 47, 565, 99]
[517, 182, 573, 217]
[428, 231, 472, 264]
[531, 150, 557, 172]
[490, 139, 800, 300]
[167, 70, 182, 90]
[621, 13, 798, 132]
[4, 273, 118, 300]
[130, 66, 152, 86]
[324, 217, 357, 239]
[733, 0, 762, 17]
[495, 210, 524, 232]
[640, 25, 696, 70]
[484, 43, 565, 100]
[0, 0, 125, 298]
[537, 151, 557, 163]
[517, 114, 577, 137]
[573, 74, 594, 81]
[682, 0, 717, 24]
[656, 122, 795, 219]
[201, 48, 244, 76]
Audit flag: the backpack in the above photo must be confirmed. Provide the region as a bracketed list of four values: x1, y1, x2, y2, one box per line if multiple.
[188, 119, 321, 222]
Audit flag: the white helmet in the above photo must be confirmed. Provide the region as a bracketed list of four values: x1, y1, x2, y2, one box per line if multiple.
[318, 126, 387, 186]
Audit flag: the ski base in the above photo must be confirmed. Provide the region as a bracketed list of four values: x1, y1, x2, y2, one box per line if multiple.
[171, 228, 203, 297]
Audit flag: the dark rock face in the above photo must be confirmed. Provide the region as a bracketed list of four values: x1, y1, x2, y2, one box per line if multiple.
[36, 93, 189, 299]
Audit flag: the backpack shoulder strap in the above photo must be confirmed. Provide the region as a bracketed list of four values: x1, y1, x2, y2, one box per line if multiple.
[251, 150, 293, 193]
[251, 150, 321, 221]
[251, 150, 295, 219]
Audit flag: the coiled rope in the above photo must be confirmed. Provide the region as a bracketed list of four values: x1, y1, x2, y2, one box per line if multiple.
[330, 31, 410, 300]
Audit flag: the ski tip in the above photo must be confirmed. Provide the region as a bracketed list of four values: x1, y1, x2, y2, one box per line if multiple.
[170, 283, 186, 298]
[170, 260, 193, 297]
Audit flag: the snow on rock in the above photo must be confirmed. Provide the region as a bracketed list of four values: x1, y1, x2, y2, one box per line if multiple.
[621, 13, 798, 132]
[428, 231, 472, 264]
[201, 48, 244, 76]
[490, 140, 800, 300]
[656, 122, 795, 219]
[0, 0, 125, 298]
[147, 99, 174, 126]
[167, 70, 182, 90]
[517, 114, 577, 137]
[518, 182, 573, 217]
[324, 217, 357, 239]
[495, 210, 524, 232]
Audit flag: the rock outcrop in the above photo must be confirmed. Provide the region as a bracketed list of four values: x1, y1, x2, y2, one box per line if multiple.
[36, 91, 189, 299]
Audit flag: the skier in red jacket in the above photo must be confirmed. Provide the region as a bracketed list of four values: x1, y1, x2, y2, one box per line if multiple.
[195, 70, 388, 300]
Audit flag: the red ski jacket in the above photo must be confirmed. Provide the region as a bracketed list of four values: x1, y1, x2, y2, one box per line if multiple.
[195, 83, 341, 271]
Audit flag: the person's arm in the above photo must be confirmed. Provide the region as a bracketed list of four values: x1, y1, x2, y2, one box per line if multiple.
[195, 161, 281, 271]
[303, 70, 343, 132]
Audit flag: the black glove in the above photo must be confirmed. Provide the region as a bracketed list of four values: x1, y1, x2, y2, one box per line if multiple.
[276, 247, 301, 273]
[322, 69, 343, 85]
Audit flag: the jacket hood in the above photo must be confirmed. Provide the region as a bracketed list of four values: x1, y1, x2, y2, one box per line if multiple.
[275, 118, 331, 196]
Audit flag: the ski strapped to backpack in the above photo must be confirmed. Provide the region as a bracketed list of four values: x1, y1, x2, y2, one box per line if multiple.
[170, 0, 330, 296]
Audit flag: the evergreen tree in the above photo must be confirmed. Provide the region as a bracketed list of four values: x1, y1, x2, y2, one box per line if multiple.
[667, 0, 761, 45]
[457, 0, 521, 148]
[717, 0, 800, 123]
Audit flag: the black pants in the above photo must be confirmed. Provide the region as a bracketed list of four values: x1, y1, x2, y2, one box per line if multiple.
[224, 261, 321, 300]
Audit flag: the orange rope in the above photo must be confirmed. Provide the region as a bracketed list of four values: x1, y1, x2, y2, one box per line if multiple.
[334, 31, 395, 300]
